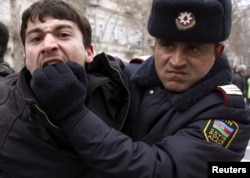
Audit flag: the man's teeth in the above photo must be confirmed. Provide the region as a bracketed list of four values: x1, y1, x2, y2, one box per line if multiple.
[46, 61, 59, 66]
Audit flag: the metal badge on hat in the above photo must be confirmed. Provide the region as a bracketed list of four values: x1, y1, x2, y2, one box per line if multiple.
[175, 11, 196, 30]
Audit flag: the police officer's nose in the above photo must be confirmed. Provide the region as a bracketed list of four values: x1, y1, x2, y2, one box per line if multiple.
[170, 48, 186, 67]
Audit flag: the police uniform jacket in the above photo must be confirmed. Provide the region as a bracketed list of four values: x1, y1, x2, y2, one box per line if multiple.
[61, 54, 250, 178]
[0, 52, 129, 178]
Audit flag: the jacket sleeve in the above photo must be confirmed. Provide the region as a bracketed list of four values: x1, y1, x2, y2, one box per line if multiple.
[64, 104, 250, 178]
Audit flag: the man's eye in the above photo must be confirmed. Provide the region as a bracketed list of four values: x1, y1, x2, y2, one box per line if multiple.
[186, 45, 202, 56]
[160, 42, 174, 50]
[189, 46, 198, 52]
[161, 41, 172, 47]
[31, 36, 41, 42]
[59, 33, 70, 38]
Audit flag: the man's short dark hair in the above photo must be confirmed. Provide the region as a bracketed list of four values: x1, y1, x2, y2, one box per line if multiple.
[20, 0, 92, 48]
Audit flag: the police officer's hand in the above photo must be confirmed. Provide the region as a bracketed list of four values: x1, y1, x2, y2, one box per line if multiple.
[30, 61, 88, 126]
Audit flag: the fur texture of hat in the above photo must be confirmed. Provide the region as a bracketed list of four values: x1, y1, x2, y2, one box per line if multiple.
[147, 0, 232, 43]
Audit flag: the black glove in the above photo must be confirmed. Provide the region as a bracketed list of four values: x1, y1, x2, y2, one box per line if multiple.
[30, 62, 88, 127]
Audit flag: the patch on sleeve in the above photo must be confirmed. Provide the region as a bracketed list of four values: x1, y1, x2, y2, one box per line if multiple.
[203, 119, 239, 148]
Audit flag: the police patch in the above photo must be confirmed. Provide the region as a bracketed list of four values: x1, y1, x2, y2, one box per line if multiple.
[203, 119, 239, 148]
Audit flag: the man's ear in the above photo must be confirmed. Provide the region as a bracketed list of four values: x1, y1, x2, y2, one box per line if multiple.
[216, 43, 224, 58]
[85, 44, 94, 64]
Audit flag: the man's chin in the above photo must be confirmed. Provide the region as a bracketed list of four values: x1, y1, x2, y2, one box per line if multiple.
[164, 83, 189, 93]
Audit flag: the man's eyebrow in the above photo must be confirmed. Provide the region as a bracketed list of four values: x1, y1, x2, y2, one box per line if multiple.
[26, 28, 42, 37]
[54, 24, 74, 31]
[26, 24, 74, 37]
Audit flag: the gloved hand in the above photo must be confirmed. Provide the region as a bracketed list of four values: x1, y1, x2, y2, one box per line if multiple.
[30, 61, 88, 127]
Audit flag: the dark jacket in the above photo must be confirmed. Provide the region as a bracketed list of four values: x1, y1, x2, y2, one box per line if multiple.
[0, 52, 129, 178]
[0, 62, 14, 77]
[62, 54, 250, 178]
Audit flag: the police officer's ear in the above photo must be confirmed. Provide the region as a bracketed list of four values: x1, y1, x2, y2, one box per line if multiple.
[215, 43, 224, 58]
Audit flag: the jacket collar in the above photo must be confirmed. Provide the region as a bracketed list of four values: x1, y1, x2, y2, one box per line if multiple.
[16, 67, 40, 105]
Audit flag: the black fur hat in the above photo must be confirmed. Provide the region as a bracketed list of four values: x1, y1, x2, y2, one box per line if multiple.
[147, 0, 232, 43]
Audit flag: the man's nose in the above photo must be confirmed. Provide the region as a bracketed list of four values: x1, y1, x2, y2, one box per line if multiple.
[170, 48, 187, 66]
[41, 34, 58, 53]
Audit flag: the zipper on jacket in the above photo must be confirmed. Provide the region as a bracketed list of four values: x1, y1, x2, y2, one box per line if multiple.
[103, 53, 131, 131]
[34, 104, 62, 130]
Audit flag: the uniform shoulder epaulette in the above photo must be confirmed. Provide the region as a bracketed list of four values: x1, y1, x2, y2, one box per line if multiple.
[215, 84, 245, 108]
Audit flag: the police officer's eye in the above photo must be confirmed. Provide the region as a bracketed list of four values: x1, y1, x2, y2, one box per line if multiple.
[161, 41, 174, 49]
[157, 41, 176, 53]
[188, 45, 199, 52]
[186, 45, 203, 57]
